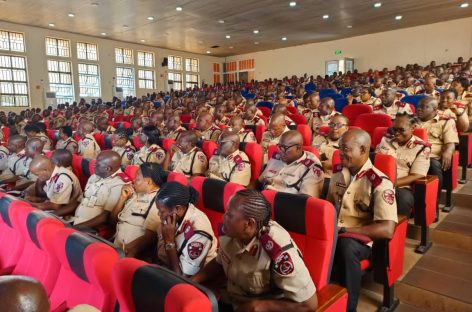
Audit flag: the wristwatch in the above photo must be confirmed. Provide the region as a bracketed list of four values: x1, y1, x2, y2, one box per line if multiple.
[165, 242, 176, 251]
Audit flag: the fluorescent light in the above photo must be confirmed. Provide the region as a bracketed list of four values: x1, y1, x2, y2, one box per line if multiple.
[253, 30, 259, 34]
[347, 25, 353, 28]
[48, 23, 55, 27]
[460, 3, 469, 8]
[225, 35, 231, 39]
[176, 6, 183, 11]
[289, 1, 297, 7]
[395, 15, 402, 20]
[281, 37, 287, 41]
[322, 14, 329, 19]
[68, 13, 75, 17]
[218, 20, 225, 24]
[254, 41, 259, 45]
[147, 16, 154, 21]
[140, 39, 146, 43]
[101, 32, 107, 36]
[229, 46, 234, 49]
[206, 51, 211, 54]
[374, 2, 382, 8]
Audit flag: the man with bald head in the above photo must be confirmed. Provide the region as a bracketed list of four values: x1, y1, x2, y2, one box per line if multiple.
[311, 97, 338, 132]
[415, 76, 440, 98]
[373, 88, 413, 120]
[228, 115, 256, 143]
[196, 111, 222, 142]
[169, 131, 208, 178]
[73, 150, 131, 227]
[207, 128, 251, 186]
[250, 130, 324, 197]
[165, 115, 186, 140]
[77, 121, 101, 159]
[260, 112, 290, 163]
[0, 276, 49, 312]
[243, 104, 265, 126]
[327, 129, 397, 312]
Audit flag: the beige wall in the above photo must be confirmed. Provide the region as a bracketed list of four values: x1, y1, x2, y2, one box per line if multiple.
[226, 17, 472, 80]
[0, 21, 222, 111]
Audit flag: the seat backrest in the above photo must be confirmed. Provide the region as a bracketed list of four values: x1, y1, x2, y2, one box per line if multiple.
[372, 127, 389, 149]
[103, 134, 113, 149]
[124, 165, 139, 181]
[47, 129, 58, 146]
[297, 124, 312, 146]
[335, 97, 348, 112]
[114, 115, 125, 122]
[258, 106, 271, 118]
[401, 95, 426, 108]
[286, 106, 298, 114]
[342, 104, 373, 125]
[354, 113, 392, 139]
[340, 88, 352, 97]
[112, 258, 217, 312]
[319, 89, 337, 99]
[161, 138, 176, 152]
[245, 124, 266, 143]
[72, 154, 87, 190]
[240, 142, 263, 182]
[89, 159, 96, 176]
[180, 114, 192, 123]
[262, 190, 336, 289]
[117, 121, 132, 129]
[2, 127, 10, 142]
[167, 171, 188, 185]
[188, 123, 197, 131]
[94, 133, 104, 150]
[413, 128, 428, 141]
[190, 177, 244, 237]
[202, 140, 217, 160]
[133, 136, 144, 150]
[287, 113, 307, 125]
[49, 228, 121, 311]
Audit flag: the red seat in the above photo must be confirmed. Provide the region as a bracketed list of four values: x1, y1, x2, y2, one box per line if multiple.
[115, 122, 131, 129]
[124, 165, 139, 181]
[72, 154, 87, 190]
[354, 113, 392, 139]
[12, 210, 65, 295]
[167, 171, 188, 185]
[188, 123, 197, 131]
[262, 191, 347, 311]
[286, 106, 298, 114]
[287, 113, 307, 125]
[342, 104, 373, 125]
[103, 134, 114, 149]
[49, 228, 121, 311]
[180, 114, 192, 123]
[202, 140, 217, 160]
[112, 258, 217, 312]
[44, 120, 50, 129]
[133, 136, 144, 150]
[89, 159, 96, 176]
[240, 142, 263, 182]
[257, 106, 271, 118]
[161, 138, 175, 152]
[297, 124, 312, 146]
[190, 176, 244, 237]
[93, 133, 104, 150]
[114, 115, 126, 122]
[1, 126, 9, 143]
[268, 145, 320, 160]
[47, 129, 59, 146]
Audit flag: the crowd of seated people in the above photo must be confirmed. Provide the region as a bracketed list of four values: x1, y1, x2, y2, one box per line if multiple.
[0, 56, 470, 312]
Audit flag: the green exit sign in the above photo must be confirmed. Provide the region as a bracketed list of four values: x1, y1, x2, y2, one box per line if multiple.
[335, 50, 342, 55]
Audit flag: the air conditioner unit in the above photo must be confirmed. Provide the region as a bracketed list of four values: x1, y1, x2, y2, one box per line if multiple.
[114, 87, 123, 99]
[45, 91, 57, 107]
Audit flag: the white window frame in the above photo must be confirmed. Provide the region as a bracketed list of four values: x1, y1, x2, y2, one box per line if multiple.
[185, 57, 199, 72]
[138, 69, 155, 89]
[0, 30, 25, 52]
[168, 55, 182, 71]
[115, 47, 134, 64]
[45, 37, 71, 57]
[0, 54, 29, 107]
[47, 59, 75, 104]
[116, 66, 135, 97]
[185, 73, 199, 89]
[78, 63, 101, 98]
[77, 42, 99, 61]
[137, 51, 154, 68]
[168, 72, 182, 91]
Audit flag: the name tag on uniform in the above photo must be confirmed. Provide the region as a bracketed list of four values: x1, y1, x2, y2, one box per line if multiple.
[88, 195, 97, 207]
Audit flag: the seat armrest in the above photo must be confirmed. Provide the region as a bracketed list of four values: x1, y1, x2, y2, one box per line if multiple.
[413, 176, 438, 226]
[316, 284, 348, 312]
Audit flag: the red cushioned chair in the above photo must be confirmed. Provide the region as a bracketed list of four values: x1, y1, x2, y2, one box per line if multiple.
[202, 140, 217, 160]
[12, 210, 65, 295]
[93, 133, 105, 150]
[114, 115, 126, 122]
[261, 191, 348, 311]
[442, 151, 459, 212]
[297, 124, 312, 146]
[0, 195, 33, 274]
[73, 132, 81, 142]
[354, 113, 392, 139]
[1, 127, 9, 143]
[124, 165, 139, 181]
[267, 145, 320, 160]
[112, 258, 218, 312]
[168, 171, 188, 185]
[180, 114, 193, 123]
[286, 106, 298, 114]
[89, 159, 96, 176]
[161, 138, 176, 152]
[239, 142, 263, 182]
[190, 176, 244, 237]
[115, 122, 132, 129]
[49, 228, 122, 312]
[101, 134, 113, 150]
[288, 113, 307, 125]
[44, 120, 50, 129]
[257, 106, 271, 118]
[133, 136, 144, 150]
[188, 123, 197, 131]
[458, 132, 472, 184]
[342, 104, 373, 126]
[72, 154, 87, 190]
[47, 129, 59, 146]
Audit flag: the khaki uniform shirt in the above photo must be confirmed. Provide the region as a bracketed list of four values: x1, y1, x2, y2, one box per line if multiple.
[201, 125, 222, 142]
[157, 203, 217, 276]
[0, 150, 24, 181]
[261, 151, 324, 197]
[238, 129, 257, 143]
[245, 116, 266, 127]
[319, 138, 340, 177]
[73, 170, 131, 225]
[457, 91, 472, 121]
[375, 135, 430, 185]
[373, 102, 413, 120]
[207, 150, 251, 186]
[166, 126, 186, 141]
[0, 145, 9, 172]
[112, 142, 136, 166]
[44, 166, 82, 205]
[261, 127, 290, 163]
[132, 144, 165, 165]
[327, 159, 398, 228]
[37, 133, 53, 152]
[114, 190, 159, 245]
[16, 155, 36, 186]
[361, 97, 382, 106]
[217, 220, 316, 306]
[78, 134, 101, 160]
[52, 116, 66, 129]
[311, 111, 337, 132]
[170, 147, 208, 178]
[56, 137, 78, 155]
[417, 115, 459, 159]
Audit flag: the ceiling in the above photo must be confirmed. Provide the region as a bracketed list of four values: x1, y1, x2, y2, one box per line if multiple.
[0, 0, 471, 57]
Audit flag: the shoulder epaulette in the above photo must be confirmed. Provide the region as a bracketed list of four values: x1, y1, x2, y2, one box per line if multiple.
[259, 232, 282, 261]
[115, 172, 131, 182]
[454, 101, 466, 109]
[439, 116, 451, 121]
[333, 164, 343, 173]
[414, 140, 432, 147]
[233, 154, 243, 165]
[301, 158, 314, 167]
[364, 169, 382, 188]
[373, 105, 382, 111]
[396, 101, 406, 107]
[149, 146, 158, 152]
[465, 93, 472, 98]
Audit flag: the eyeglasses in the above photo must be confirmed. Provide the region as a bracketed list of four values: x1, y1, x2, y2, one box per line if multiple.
[277, 143, 299, 153]
[392, 127, 407, 133]
[218, 140, 233, 145]
[328, 122, 347, 128]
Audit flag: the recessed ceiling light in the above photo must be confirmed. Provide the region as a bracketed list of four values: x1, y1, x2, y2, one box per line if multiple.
[206, 51, 211, 54]
[460, 2, 469, 8]
[68, 13, 75, 18]
[140, 39, 146, 43]
[374, 2, 382, 8]
[281, 37, 287, 41]
[253, 30, 259, 34]
[229, 46, 234, 49]
[254, 41, 259, 45]
[147, 16, 154, 21]
[100, 32, 107, 36]
[176, 6, 183, 11]
[395, 15, 402, 20]
[322, 14, 329, 19]
[218, 20, 225, 24]
[225, 35, 231, 39]
[289, 1, 297, 7]
[48, 23, 55, 27]
[347, 25, 353, 28]
[91, 2, 99, 6]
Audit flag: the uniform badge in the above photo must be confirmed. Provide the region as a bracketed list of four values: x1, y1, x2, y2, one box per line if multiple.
[274, 252, 294, 276]
[313, 166, 322, 177]
[265, 240, 274, 251]
[187, 241, 204, 260]
[382, 189, 395, 205]
[198, 153, 206, 162]
[55, 181, 64, 192]
[126, 152, 134, 160]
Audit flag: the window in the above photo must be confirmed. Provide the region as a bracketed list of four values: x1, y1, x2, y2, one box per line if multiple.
[45, 37, 71, 57]
[116, 67, 135, 97]
[168, 72, 182, 91]
[47, 60, 74, 103]
[77, 42, 98, 61]
[0, 30, 25, 52]
[115, 48, 133, 64]
[0, 55, 28, 107]
[168, 55, 182, 70]
[185, 74, 199, 89]
[185, 58, 199, 72]
[78, 63, 101, 97]
[138, 51, 153, 67]
[138, 69, 154, 89]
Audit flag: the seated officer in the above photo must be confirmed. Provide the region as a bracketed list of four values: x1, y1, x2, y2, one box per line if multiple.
[73, 151, 131, 228]
[35, 122, 54, 152]
[310, 97, 338, 132]
[24, 124, 52, 152]
[375, 113, 431, 216]
[250, 130, 324, 198]
[261, 113, 290, 163]
[359, 87, 381, 106]
[243, 104, 266, 126]
[195, 112, 222, 142]
[112, 128, 135, 166]
[214, 104, 230, 126]
[169, 131, 208, 178]
[319, 114, 349, 177]
[56, 125, 78, 155]
[0, 135, 27, 187]
[7, 137, 43, 193]
[165, 115, 186, 141]
[132, 125, 165, 165]
[77, 121, 101, 160]
[271, 104, 295, 126]
[207, 128, 252, 186]
[415, 77, 440, 98]
[0, 276, 49, 312]
[111, 163, 166, 249]
[228, 116, 257, 143]
[192, 189, 318, 311]
[0, 143, 8, 173]
[374, 88, 413, 120]
[438, 89, 469, 132]
[155, 182, 217, 277]
[327, 129, 397, 312]
[417, 97, 459, 215]
[95, 116, 116, 134]
[25, 155, 82, 217]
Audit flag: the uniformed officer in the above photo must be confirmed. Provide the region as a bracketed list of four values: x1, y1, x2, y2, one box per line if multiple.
[165, 115, 186, 141]
[12, 137, 43, 192]
[228, 116, 257, 143]
[299, 92, 320, 126]
[192, 189, 318, 311]
[51, 110, 66, 129]
[132, 125, 165, 165]
[73, 151, 131, 228]
[23, 124, 53, 152]
[243, 104, 266, 126]
[111, 128, 135, 166]
[451, 77, 472, 131]
[271, 104, 296, 127]
[438, 89, 469, 132]
[0, 143, 9, 173]
[415, 77, 440, 98]
[251, 130, 324, 197]
[374, 88, 413, 120]
[77, 121, 101, 159]
[111, 163, 166, 247]
[195, 112, 222, 142]
[207, 129, 252, 186]
[95, 116, 116, 134]
[55, 126, 78, 155]
[417, 97, 459, 213]
[375, 113, 431, 216]
[155, 182, 217, 277]
[214, 104, 230, 126]
[319, 114, 349, 177]
[169, 131, 208, 178]
[260, 113, 290, 163]
[0, 135, 27, 185]
[311, 97, 339, 132]
[35, 123, 53, 152]
[359, 87, 381, 106]
[327, 129, 398, 312]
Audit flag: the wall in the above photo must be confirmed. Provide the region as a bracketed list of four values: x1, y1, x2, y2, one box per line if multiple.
[0, 21, 222, 111]
[226, 17, 472, 80]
